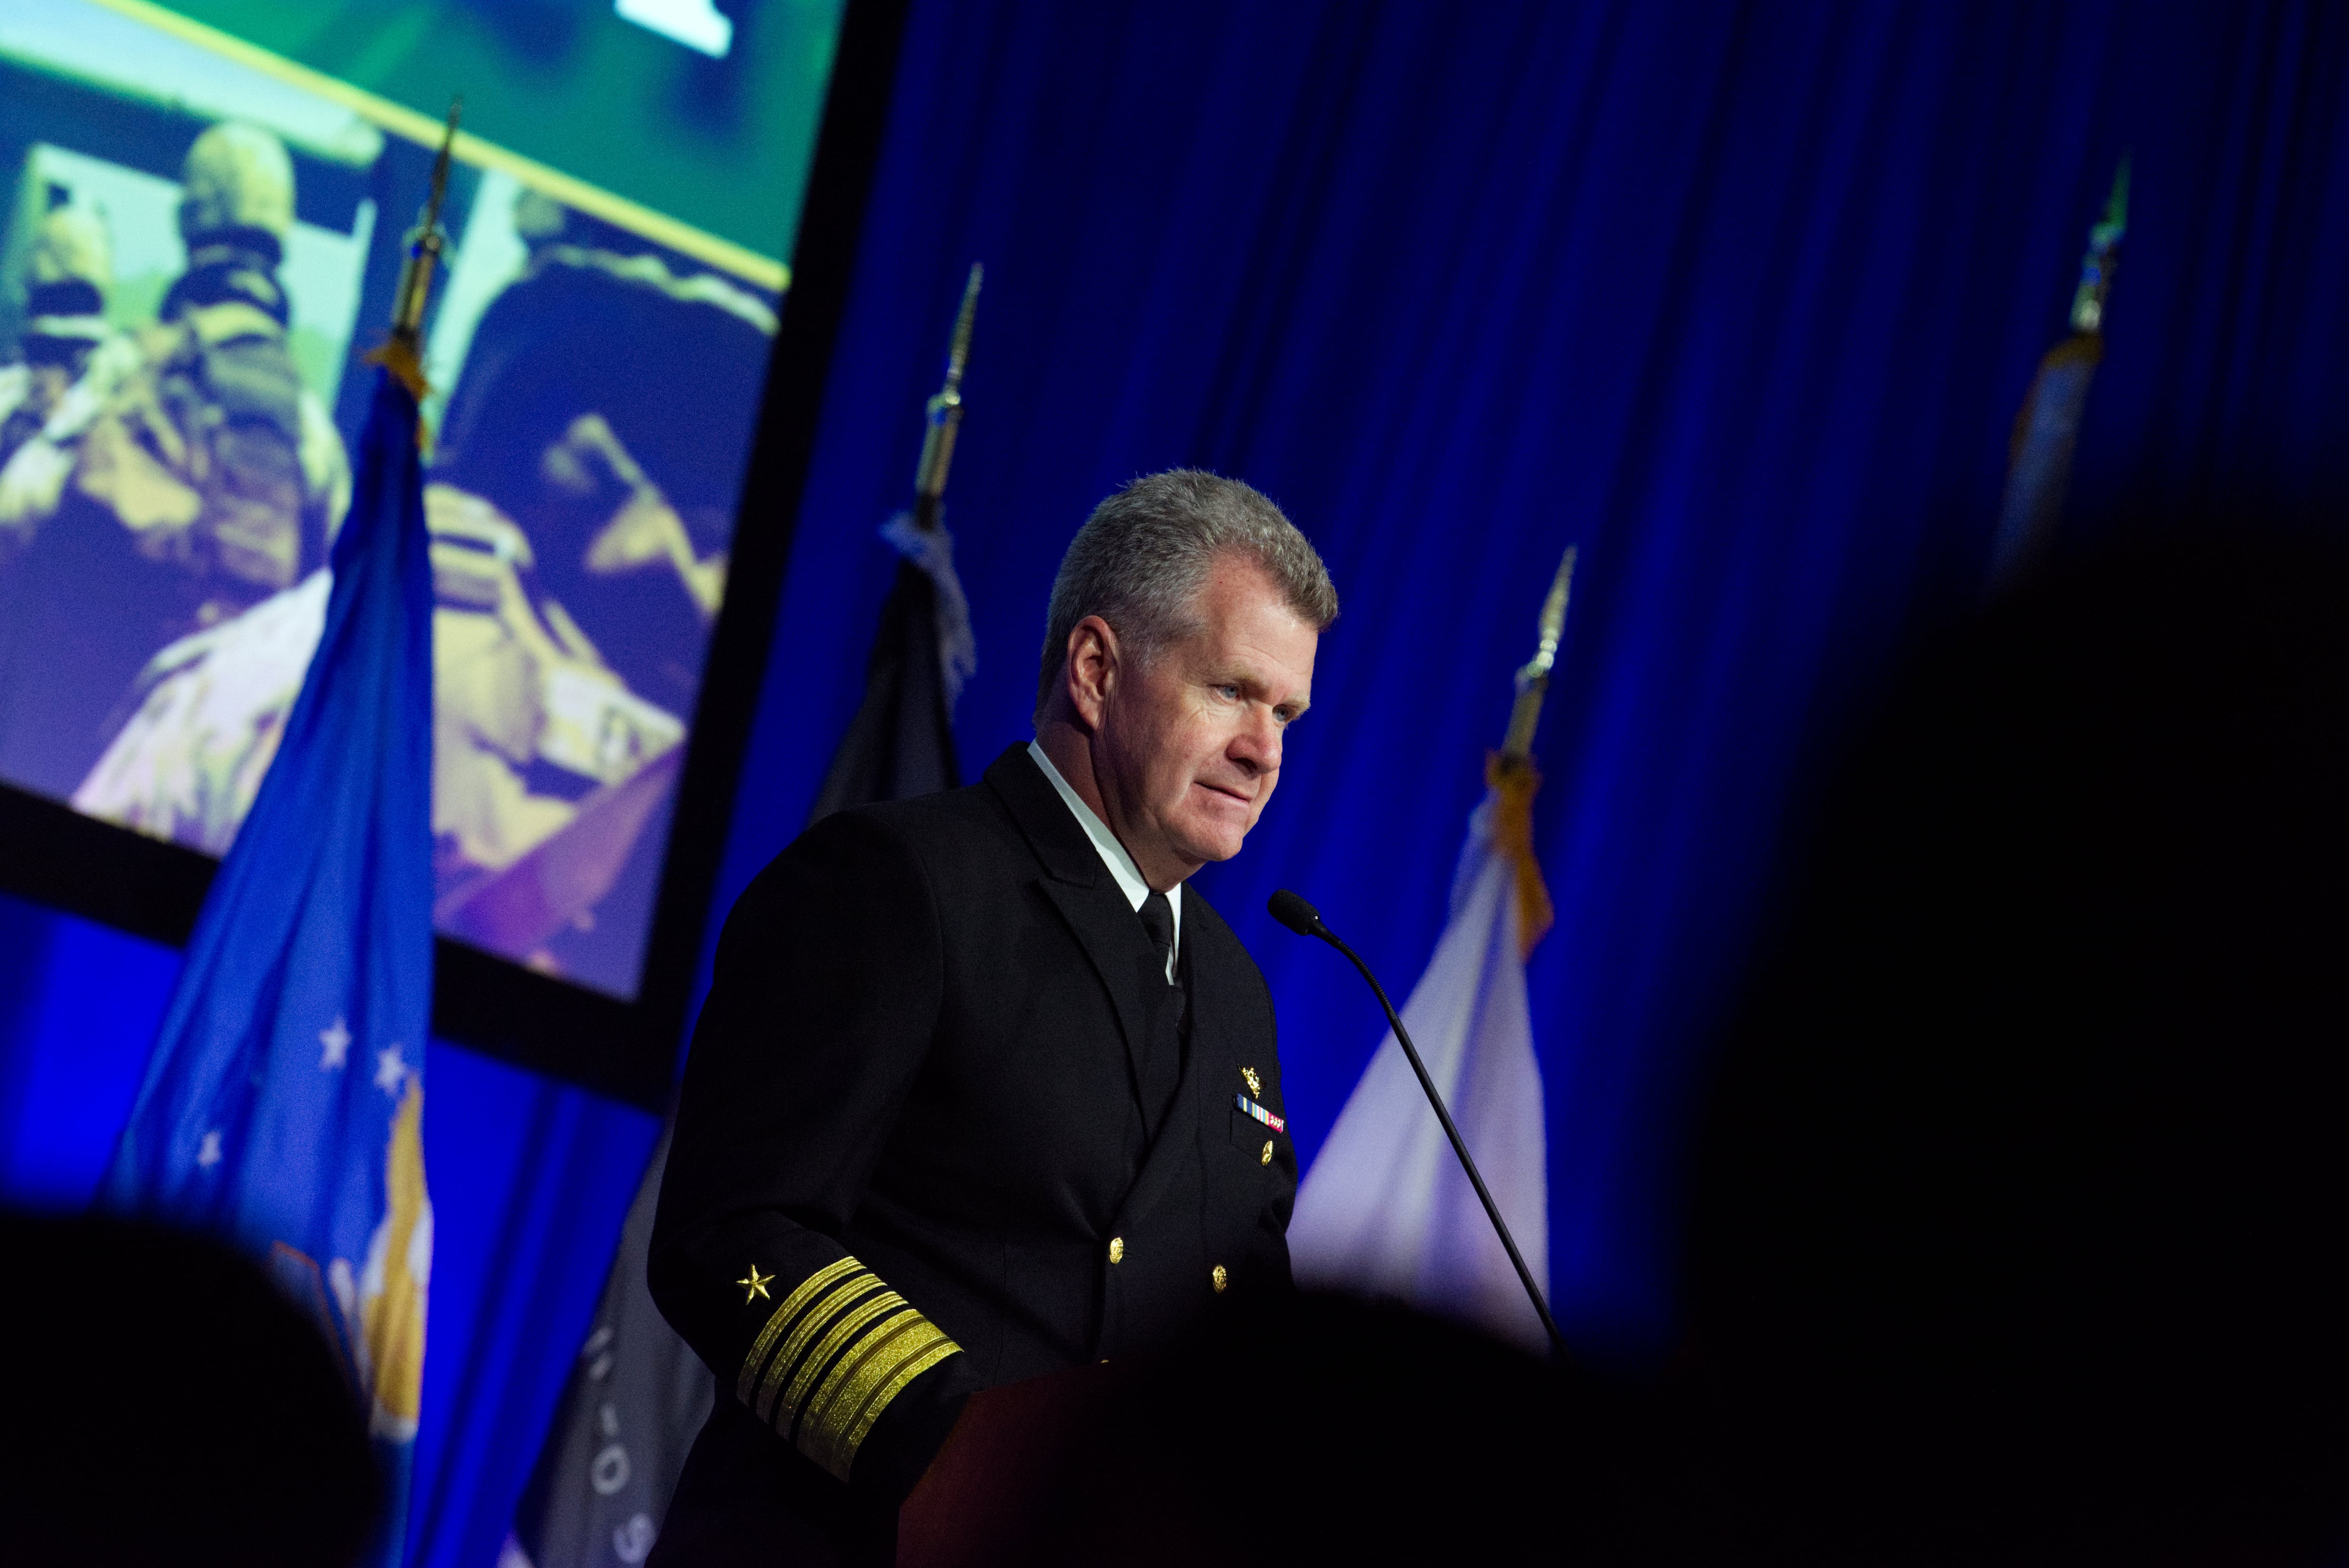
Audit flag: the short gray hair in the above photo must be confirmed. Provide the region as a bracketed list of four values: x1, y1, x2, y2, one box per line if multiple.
[1036, 470, 1338, 714]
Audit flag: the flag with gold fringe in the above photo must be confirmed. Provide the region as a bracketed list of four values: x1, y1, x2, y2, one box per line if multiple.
[1289, 551, 1573, 1355]
[98, 359, 437, 1568]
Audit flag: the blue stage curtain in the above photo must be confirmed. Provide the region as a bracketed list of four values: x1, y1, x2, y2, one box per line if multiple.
[2, 4, 2345, 1566]
[730, 0, 2349, 1358]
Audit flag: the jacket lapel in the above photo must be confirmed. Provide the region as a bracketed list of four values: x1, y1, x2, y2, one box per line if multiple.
[1106, 887, 1244, 1239]
[985, 746, 1156, 1109]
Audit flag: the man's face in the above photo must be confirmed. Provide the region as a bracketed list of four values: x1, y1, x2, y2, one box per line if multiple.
[1094, 554, 1318, 885]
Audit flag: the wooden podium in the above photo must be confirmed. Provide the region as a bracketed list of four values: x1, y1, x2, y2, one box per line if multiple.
[895, 1359, 1146, 1568]
[887, 1294, 1568, 1568]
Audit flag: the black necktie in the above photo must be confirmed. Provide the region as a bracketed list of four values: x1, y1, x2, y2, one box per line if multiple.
[1136, 891, 1185, 1126]
[1137, 890, 1177, 985]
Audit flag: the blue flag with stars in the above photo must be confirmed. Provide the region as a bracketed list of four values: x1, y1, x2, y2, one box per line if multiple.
[101, 368, 436, 1566]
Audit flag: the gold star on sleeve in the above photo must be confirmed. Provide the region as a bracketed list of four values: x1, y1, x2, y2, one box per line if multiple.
[737, 1264, 774, 1304]
[732, 1254, 964, 1482]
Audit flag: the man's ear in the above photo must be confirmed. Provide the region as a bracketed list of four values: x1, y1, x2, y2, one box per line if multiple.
[1065, 615, 1119, 730]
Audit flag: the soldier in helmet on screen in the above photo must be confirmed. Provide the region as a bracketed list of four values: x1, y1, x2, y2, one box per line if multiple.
[0, 121, 349, 802]
[0, 204, 122, 475]
[68, 182, 765, 995]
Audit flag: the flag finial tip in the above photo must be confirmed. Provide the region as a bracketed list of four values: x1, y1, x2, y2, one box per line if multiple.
[372, 99, 461, 399]
[1500, 543, 1578, 761]
[946, 262, 982, 394]
[2070, 156, 2130, 335]
[913, 264, 984, 523]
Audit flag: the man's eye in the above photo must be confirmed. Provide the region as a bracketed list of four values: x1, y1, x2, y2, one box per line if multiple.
[1214, 684, 1240, 700]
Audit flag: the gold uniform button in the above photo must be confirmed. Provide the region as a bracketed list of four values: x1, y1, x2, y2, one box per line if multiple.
[1211, 1264, 1228, 1293]
[1108, 1236, 1125, 1264]
[1260, 1139, 1275, 1165]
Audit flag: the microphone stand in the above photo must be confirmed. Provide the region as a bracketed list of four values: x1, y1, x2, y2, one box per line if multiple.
[1273, 892, 1568, 1362]
[1272, 544, 1579, 1362]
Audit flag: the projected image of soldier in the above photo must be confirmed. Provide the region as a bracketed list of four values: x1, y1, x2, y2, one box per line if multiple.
[0, 121, 349, 803]
[420, 192, 771, 982]
[0, 204, 120, 472]
[435, 192, 760, 712]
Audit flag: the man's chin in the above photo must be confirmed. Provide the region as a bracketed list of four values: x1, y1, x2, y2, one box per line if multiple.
[1170, 825, 1248, 867]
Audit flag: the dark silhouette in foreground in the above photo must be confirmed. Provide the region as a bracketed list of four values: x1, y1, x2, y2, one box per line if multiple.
[0, 1210, 379, 1568]
[1675, 532, 2349, 1565]
[897, 1289, 1578, 1568]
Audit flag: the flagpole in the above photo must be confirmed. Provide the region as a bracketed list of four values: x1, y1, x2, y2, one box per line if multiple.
[911, 263, 982, 534]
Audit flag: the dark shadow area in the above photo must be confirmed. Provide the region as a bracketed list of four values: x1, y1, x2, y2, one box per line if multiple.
[1668, 524, 2349, 1565]
[923, 1290, 1587, 1567]
[0, 1209, 380, 1567]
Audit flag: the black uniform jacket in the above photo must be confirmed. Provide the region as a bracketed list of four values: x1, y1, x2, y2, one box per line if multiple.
[648, 745, 1296, 1553]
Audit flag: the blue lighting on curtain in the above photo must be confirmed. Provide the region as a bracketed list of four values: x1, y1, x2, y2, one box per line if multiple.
[3, 4, 2345, 1566]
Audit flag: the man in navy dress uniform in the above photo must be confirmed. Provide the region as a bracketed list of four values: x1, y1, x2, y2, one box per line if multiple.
[649, 470, 1338, 1562]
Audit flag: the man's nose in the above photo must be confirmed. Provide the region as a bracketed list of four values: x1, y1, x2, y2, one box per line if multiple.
[1229, 705, 1281, 776]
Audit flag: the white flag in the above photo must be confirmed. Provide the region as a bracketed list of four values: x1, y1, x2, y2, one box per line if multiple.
[1289, 761, 1552, 1352]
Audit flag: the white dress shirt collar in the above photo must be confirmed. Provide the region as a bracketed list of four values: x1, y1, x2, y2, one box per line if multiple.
[1027, 741, 1181, 964]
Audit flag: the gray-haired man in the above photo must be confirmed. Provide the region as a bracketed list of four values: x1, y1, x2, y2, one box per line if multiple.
[650, 471, 1337, 1563]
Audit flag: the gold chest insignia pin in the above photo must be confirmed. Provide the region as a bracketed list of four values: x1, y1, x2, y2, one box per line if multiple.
[1240, 1066, 1262, 1097]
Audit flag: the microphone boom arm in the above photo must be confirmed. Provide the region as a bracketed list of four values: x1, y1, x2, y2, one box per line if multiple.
[1276, 892, 1567, 1360]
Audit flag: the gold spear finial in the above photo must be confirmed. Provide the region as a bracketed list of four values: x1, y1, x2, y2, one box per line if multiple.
[942, 262, 981, 401]
[913, 262, 983, 528]
[375, 99, 460, 398]
[2068, 155, 2129, 335]
[1501, 544, 1577, 762]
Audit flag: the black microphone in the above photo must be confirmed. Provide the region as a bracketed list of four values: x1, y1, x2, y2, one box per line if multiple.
[1266, 888, 1324, 938]
[1270, 888, 1568, 1361]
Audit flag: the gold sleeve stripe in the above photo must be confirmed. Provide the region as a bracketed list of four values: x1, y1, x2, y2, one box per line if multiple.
[756, 1272, 886, 1425]
[732, 1250, 965, 1479]
[798, 1309, 926, 1475]
[735, 1256, 864, 1408]
[831, 1331, 963, 1479]
[809, 1320, 962, 1480]
[776, 1288, 909, 1441]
